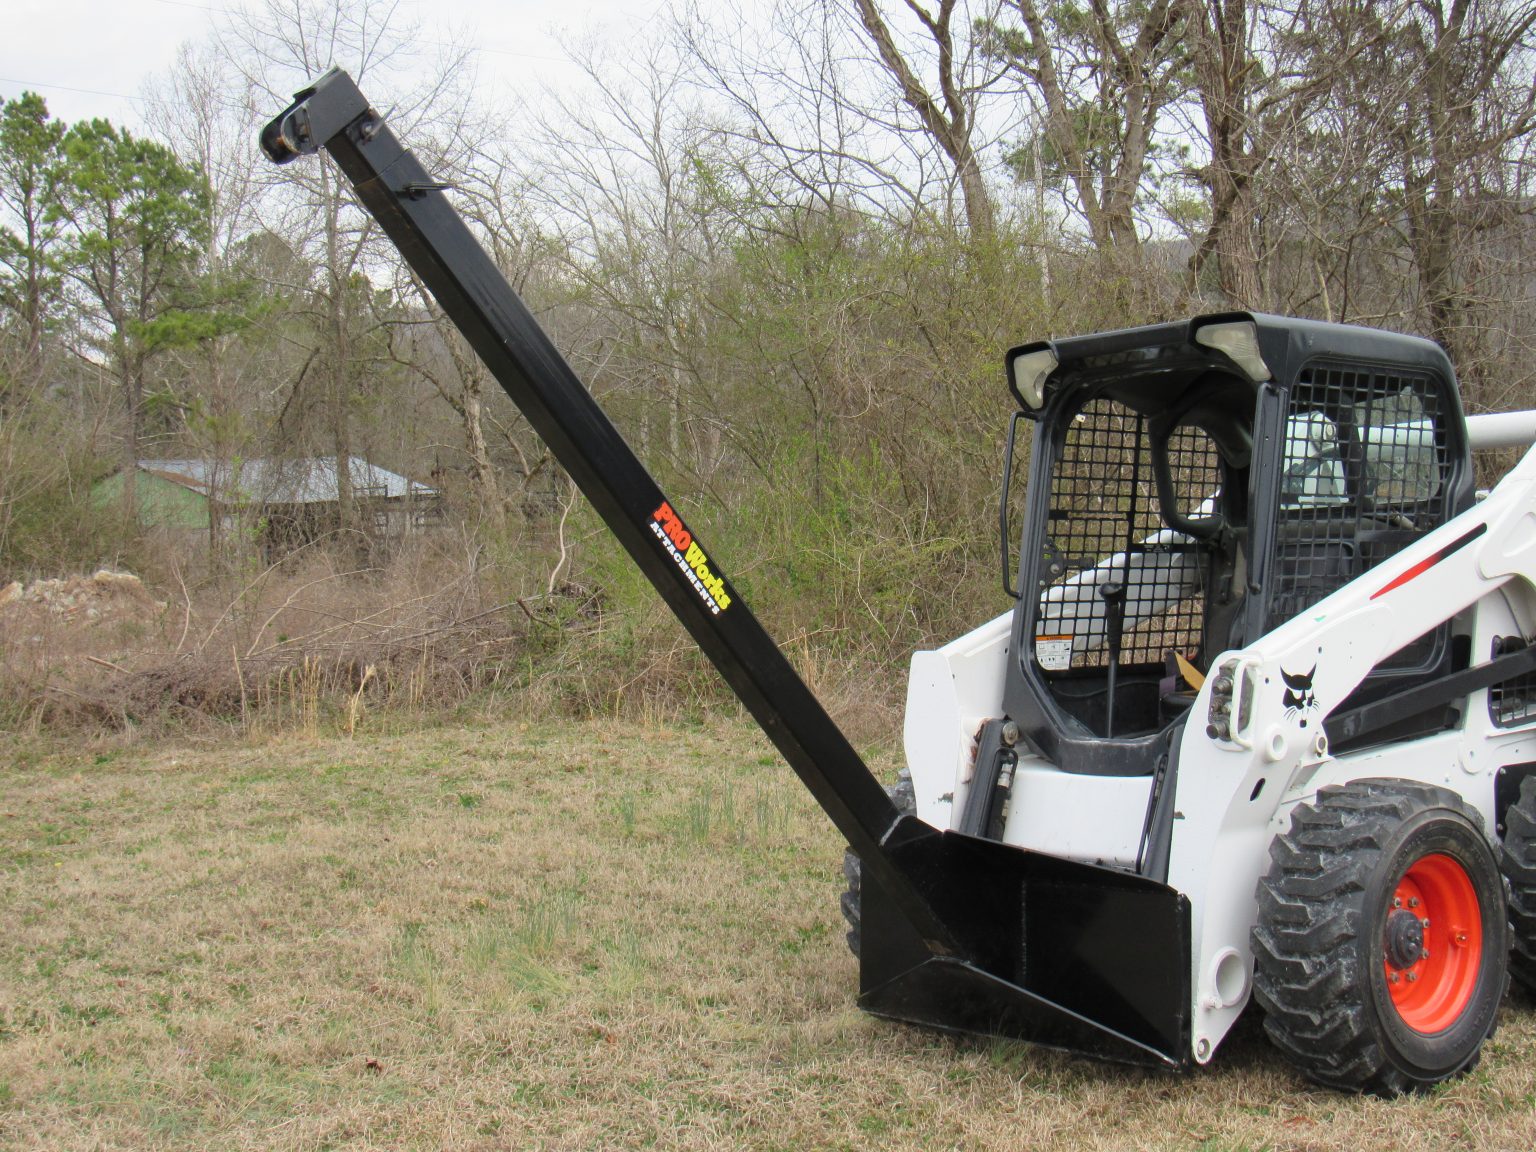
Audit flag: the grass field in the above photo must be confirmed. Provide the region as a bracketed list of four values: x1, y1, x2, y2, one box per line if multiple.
[2, 717, 1535, 1150]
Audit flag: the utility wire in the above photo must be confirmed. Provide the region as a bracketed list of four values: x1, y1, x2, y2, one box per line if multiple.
[0, 77, 143, 103]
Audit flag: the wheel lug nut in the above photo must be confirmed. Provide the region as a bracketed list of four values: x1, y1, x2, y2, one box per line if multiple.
[1421, 918, 1430, 928]
[1394, 897, 1403, 908]
[1406, 971, 1418, 982]
[1389, 972, 1400, 984]
[1408, 897, 1420, 908]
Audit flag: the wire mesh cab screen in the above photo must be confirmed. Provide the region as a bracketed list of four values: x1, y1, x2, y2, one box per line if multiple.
[1268, 365, 1451, 671]
[1032, 397, 1220, 678]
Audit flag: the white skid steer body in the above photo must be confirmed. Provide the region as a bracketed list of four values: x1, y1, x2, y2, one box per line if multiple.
[904, 411, 1536, 1066]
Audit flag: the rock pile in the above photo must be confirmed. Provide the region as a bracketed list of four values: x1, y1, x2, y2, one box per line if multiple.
[0, 570, 166, 627]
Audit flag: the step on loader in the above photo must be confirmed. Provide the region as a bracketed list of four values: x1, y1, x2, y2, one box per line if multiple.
[262, 68, 1536, 1094]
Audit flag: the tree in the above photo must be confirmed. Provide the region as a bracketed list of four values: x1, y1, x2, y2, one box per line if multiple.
[0, 92, 66, 396]
[846, 0, 1001, 233]
[523, 29, 741, 484]
[384, 144, 562, 522]
[987, 0, 1190, 254]
[1259, 0, 1536, 402]
[1176, 0, 1385, 310]
[217, 0, 473, 539]
[52, 119, 209, 511]
[679, 0, 1008, 232]
[1390, 0, 1536, 385]
[1179, 0, 1264, 306]
[142, 42, 278, 560]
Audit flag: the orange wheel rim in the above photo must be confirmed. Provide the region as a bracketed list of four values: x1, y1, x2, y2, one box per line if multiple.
[1383, 852, 1484, 1033]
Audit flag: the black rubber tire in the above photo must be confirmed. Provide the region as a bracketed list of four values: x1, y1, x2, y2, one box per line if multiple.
[840, 768, 915, 958]
[1500, 775, 1536, 991]
[1251, 779, 1508, 1095]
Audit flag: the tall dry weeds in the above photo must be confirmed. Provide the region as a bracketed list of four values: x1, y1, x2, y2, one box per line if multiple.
[1, 475, 932, 748]
[0, 539, 571, 738]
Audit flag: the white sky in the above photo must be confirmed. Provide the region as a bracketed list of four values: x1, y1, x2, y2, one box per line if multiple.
[1, 0, 666, 131]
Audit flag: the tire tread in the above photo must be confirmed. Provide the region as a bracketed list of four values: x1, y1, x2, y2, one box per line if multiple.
[1500, 776, 1536, 989]
[1252, 779, 1502, 1096]
[839, 769, 915, 959]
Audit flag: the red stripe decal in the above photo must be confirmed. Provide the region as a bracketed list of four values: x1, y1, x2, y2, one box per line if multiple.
[1370, 523, 1487, 600]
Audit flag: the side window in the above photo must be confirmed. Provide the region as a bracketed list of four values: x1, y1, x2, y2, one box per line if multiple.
[1167, 423, 1223, 521]
[1268, 366, 1452, 668]
[1281, 390, 1441, 509]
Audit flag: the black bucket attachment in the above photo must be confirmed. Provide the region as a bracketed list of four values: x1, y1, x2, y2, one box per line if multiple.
[860, 820, 1192, 1068]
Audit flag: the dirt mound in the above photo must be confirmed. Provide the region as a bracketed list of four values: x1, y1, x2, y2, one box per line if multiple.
[0, 570, 166, 628]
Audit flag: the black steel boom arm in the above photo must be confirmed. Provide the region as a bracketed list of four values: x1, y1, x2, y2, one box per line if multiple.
[260, 68, 953, 953]
[261, 70, 1195, 1069]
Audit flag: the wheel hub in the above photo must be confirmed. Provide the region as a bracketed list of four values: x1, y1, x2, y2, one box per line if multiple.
[1385, 908, 1426, 969]
[1384, 852, 1484, 1033]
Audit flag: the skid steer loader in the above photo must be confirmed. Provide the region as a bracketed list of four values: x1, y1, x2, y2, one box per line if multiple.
[262, 68, 1536, 1095]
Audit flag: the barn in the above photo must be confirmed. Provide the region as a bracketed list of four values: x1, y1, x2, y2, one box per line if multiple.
[95, 456, 439, 557]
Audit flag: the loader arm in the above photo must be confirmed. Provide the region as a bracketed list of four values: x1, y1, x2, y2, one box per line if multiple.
[259, 69, 1194, 1067]
[1171, 441, 1536, 1060]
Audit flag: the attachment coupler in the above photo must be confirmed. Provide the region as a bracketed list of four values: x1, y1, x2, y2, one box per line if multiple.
[260, 66, 370, 165]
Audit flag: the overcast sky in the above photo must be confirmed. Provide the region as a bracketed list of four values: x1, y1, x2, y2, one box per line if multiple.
[1, 0, 666, 131]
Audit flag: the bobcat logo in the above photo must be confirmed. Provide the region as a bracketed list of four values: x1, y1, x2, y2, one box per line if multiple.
[1282, 665, 1318, 726]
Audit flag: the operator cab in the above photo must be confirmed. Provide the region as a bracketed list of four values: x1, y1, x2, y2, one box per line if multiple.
[999, 314, 1471, 778]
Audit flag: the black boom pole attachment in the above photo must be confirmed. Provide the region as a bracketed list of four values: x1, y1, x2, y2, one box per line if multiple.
[260, 67, 945, 945]
[261, 68, 1193, 1069]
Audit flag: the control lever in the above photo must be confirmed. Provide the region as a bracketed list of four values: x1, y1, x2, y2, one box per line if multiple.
[1099, 580, 1128, 737]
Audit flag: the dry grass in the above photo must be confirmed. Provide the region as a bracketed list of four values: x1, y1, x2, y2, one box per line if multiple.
[1, 718, 1535, 1151]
